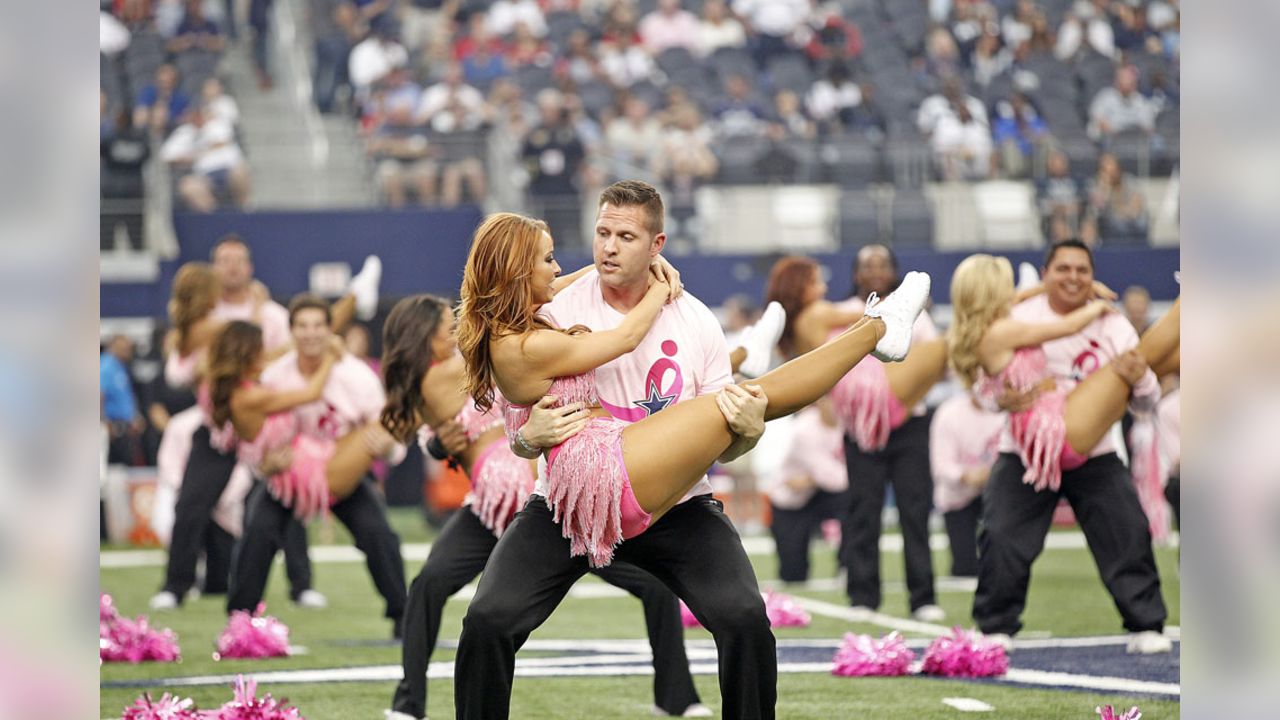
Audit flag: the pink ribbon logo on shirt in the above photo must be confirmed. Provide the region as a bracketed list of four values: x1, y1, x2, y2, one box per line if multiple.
[600, 340, 684, 421]
[1071, 339, 1102, 382]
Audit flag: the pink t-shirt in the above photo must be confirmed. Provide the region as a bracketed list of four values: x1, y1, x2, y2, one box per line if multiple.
[996, 294, 1160, 459]
[835, 295, 940, 417]
[536, 271, 734, 501]
[929, 393, 1005, 512]
[260, 351, 407, 465]
[212, 297, 292, 353]
[767, 407, 848, 510]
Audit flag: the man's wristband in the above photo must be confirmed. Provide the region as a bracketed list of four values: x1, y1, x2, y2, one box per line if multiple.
[514, 428, 540, 456]
[424, 435, 450, 461]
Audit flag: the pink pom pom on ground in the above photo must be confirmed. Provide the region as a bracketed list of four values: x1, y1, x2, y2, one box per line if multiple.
[100, 595, 182, 664]
[679, 600, 701, 628]
[214, 604, 291, 660]
[207, 675, 303, 720]
[831, 632, 916, 677]
[920, 627, 1009, 678]
[1096, 705, 1142, 720]
[762, 591, 811, 628]
[120, 692, 201, 720]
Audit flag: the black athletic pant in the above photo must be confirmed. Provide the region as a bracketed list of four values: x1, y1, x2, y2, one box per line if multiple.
[455, 494, 776, 720]
[942, 497, 982, 578]
[202, 506, 313, 597]
[228, 477, 407, 620]
[973, 452, 1167, 635]
[769, 490, 848, 584]
[840, 415, 937, 611]
[392, 507, 701, 719]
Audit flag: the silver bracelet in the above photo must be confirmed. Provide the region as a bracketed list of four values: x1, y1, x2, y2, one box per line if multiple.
[514, 428, 540, 456]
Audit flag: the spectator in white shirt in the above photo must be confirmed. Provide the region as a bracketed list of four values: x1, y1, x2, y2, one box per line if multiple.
[348, 18, 408, 107]
[733, 0, 809, 67]
[696, 0, 747, 57]
[487, 0, 547, 38]
[605, 96, 662, 173]
[160, 106, 251, 212]
[1089, 65, 1158, 140]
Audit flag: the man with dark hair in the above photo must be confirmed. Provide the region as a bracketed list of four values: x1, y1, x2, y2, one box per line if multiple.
[454, 180, 776, 719]
[974, 239, 1170, 654]
[837, 244, 944, 622]
[226, 294, 409, 635]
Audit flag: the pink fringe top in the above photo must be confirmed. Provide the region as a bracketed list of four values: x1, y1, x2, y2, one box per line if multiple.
[978, 346, 1072, 492]
[503, 371, 630, 567]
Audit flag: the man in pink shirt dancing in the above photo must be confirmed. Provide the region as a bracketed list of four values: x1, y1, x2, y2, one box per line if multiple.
[973, 240, 1171, 654]
[454, 181, 775, 719]
[226, 295, 409, 636]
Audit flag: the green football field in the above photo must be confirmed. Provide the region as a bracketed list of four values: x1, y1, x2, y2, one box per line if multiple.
[100, 508, 1181, 719]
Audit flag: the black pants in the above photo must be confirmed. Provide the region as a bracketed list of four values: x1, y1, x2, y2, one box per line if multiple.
[973, 452, 1167, 635]
[840, 415, 937, 611]
[769, 490, 848, 584]
[392, 507, 701, 719]
[228, 477, 407, 619]
[1165, 474, 1180, 530]
[942, 497, 982, 578]
[455, 494, 776, 720]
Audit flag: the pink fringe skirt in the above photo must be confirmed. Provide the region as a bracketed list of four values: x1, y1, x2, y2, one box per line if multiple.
[544, 417, 650, 567]
[240, 414, 335, 521]
[1010, 390, 1088, 492]
[830, 356, 908, 453]
[468, 441, 536, 538]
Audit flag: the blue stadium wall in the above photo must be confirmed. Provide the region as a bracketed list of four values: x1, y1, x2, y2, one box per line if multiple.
[101, 208, 1180, 319]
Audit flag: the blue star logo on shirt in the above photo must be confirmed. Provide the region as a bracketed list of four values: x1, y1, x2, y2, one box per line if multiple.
[633, 378, 677, 416]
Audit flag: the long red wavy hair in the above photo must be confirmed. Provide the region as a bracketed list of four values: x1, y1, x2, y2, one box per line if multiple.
[764, 256, 820, 358]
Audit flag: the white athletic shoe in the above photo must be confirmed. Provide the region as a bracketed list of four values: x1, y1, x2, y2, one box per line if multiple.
[983, 632, 1014, 652]
[295, 589, 329, 609]
[651, 703, 714, 717]
[385, 710, 423, 720]
[1126, 630, 1173, 654]
[912, 604, 946, 623]
[737, 301, 786, 378]
[148, 591, 179, 611]
[1017, 261, 1041, 291]
[862, 271, 931, 362]
[349, 255, 383, 321]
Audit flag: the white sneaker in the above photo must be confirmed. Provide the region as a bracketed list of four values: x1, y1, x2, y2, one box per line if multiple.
[863, 271, 931, 362]
[295, 589, 329, 609]
[847, 605, 875, 621]
[737, 301, 786, 378]
[983, 632, 1013, 652]
[348, 255, 383, 321]
[384, 710, 423, 720]
[1126, 630, 1172, 654]
[148, 591, 179, 611]
[651, 704, 713, 717]
[912, 604, 946, 623]
[1017, 262, 1041, 291]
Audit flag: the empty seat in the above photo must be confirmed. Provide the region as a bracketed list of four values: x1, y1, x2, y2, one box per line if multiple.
[889, 189, 934, 247]
[838, 190, 883, 247]
[822, 138, 881, 188]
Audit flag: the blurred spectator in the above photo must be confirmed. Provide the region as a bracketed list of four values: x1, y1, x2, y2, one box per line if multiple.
[638, 0, 701, 55]
[652, 103, 717, 203]
[247, 0, 275, 89]
[713, 73, 768, 137]
[523, 89, 586, 246]
[168, 0, 226, 54]
[991, 92, 1048, 178]
[807, 64, 883, 139]
[770, 89, 814, 140]
[401, 0, 455, 56]
[732, 0, 809, 68]
[160, 106, 251, 212]
[487, 0, 547, 38]
[349, 16, 408, 107]
[1088, 64, 1158, 141]
[1123, 285, 1152, 335]
[1084, 152, 1148, 245]
[921, 26, 963, 81]
[1148, 1, 1179, 58]
[604, 96, 661, 173]
[917, 77, 987, 138]
[696, 0, 746, 57]
[1001, 0, 1037, 49]
[506, 21, 553, 67]
[1109, 1, 1154, 53]
[948, 0, 997, 58]
[930, 390, 1004, 579]
[101, 9, 132, 56]
[312, 0, 365, 114]
[134, 64, 191, 136]
[101, 99, 151, 252]
[801, 1, 862, 66]
[455, 12, 508, 61]
[555, 28, 605, 85]
[1055, 0, 1115, 60]
[417, 63, 487, 207]
[101, 336, 145, 466]
[970, 30, 1011, 88]
[599, 31, 655, 88]
[364, 69, 436, 207]
[352, 0, 394, 24]
[343, 323, 380, 375]
[720, 293, 760, 349]
[200, 77, 239, 127]
[930, 96, 992, 181]
[1036, 148, 1085, 244]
